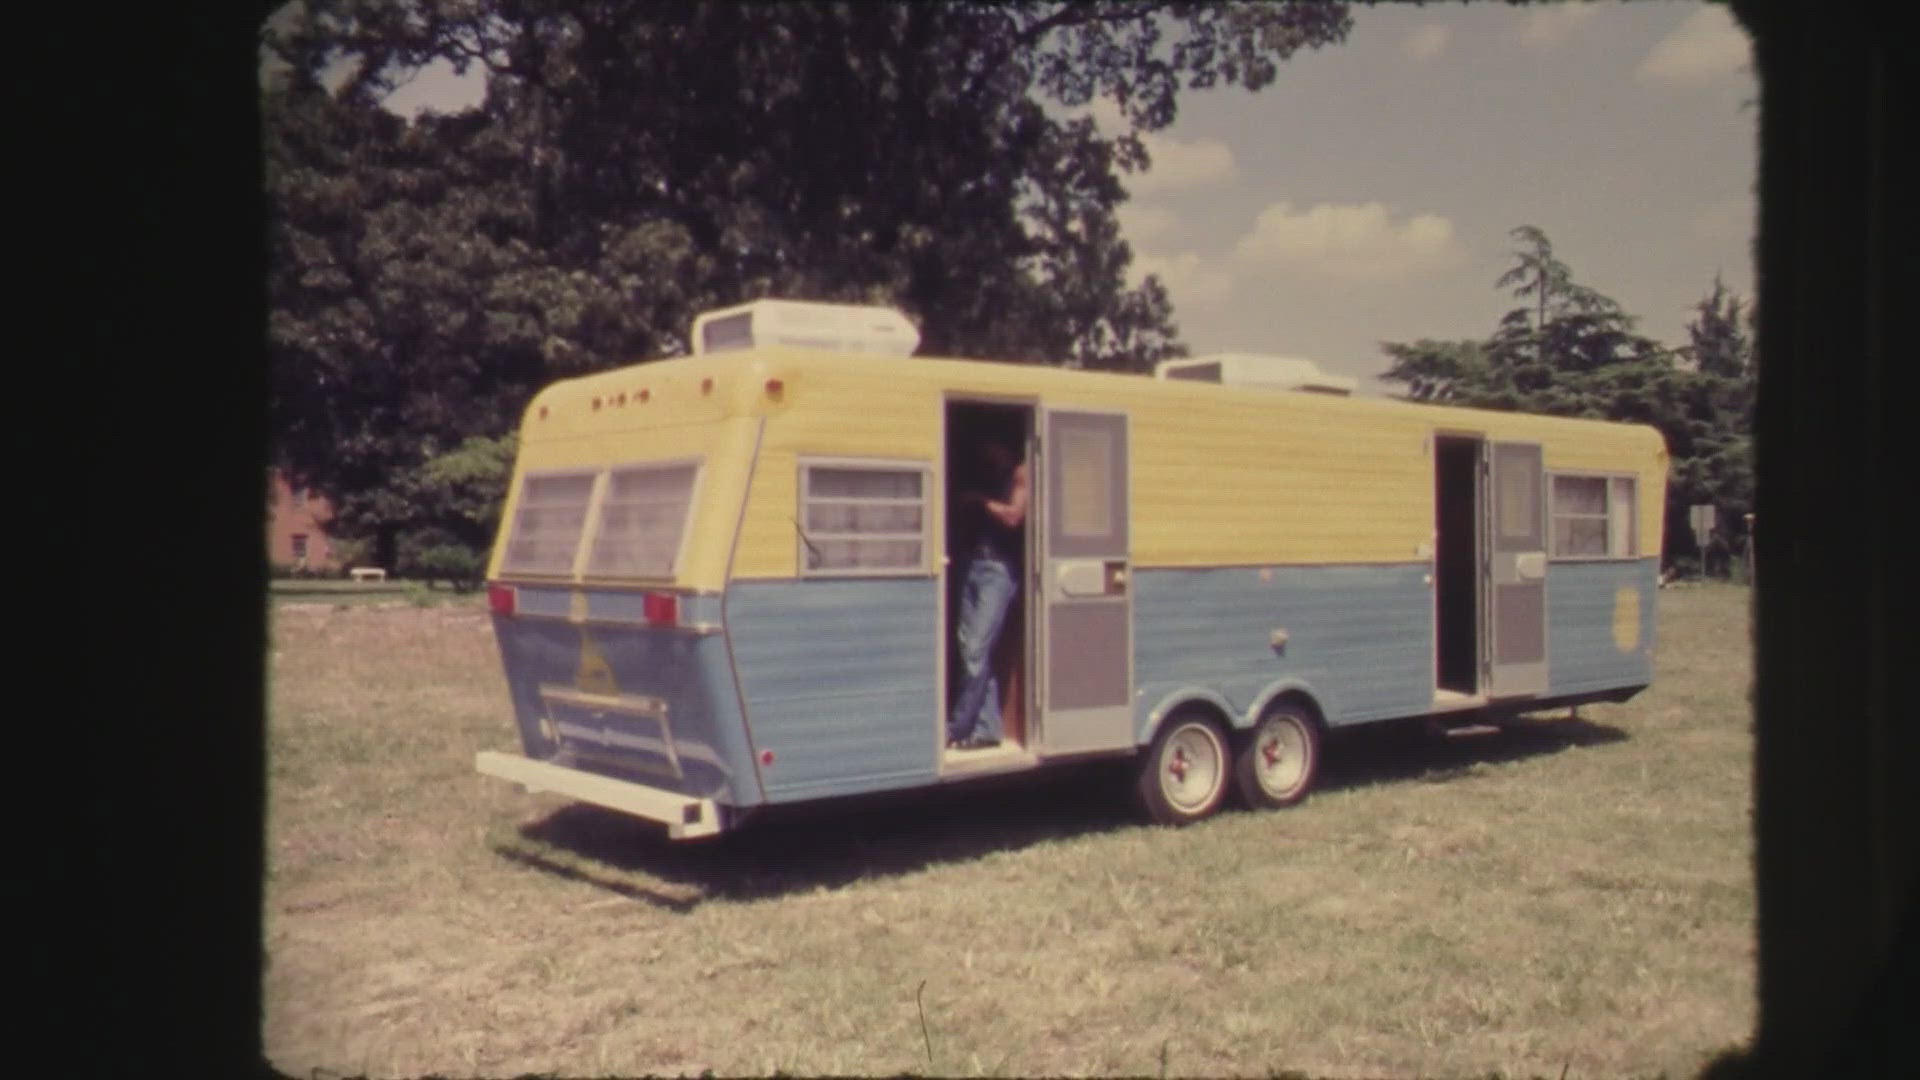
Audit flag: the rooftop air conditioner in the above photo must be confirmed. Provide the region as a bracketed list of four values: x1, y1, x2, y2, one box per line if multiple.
[1154, 353, 1357, 396]
[690, 299, 921, 357]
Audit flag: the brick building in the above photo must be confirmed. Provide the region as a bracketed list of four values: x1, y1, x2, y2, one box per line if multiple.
[266, 470, 341, 572]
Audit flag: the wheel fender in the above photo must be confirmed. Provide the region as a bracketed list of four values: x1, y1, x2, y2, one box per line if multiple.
[1244, 675, 1331, 730]
[1138, 687, 1238, 747]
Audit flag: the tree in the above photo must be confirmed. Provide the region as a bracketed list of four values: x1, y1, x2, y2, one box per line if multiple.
[1387, 228, 1680, 419]
[391, 435, 517, 591]
[1378, 338, 1492, 403]
[265, 63, 577, 566]
[1378, 228, 1757, 575]
[265, 0, 1353, 561]
[1673, 276, 1758, 571]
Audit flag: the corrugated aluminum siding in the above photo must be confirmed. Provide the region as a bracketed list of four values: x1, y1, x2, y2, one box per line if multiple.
[724, 577, 941, 801]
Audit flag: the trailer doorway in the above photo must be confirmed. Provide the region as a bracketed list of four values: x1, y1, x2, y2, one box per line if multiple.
[1434, 434, 1483, 695]
[943, 400, 1035, 755]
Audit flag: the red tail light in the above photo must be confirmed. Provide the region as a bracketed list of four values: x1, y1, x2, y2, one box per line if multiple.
[643, 592, 679, 627]
[487, 583, 517, 616]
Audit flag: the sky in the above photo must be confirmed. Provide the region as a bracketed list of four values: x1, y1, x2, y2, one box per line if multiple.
[372, 2, 1757, 394]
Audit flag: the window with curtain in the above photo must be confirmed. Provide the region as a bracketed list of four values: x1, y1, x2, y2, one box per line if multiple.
[1551, 474, 1637, 558]
[799, 462, 929, 574]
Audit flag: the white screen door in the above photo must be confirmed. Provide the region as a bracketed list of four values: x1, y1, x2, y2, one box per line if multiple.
[1486, 441, 1548, 696]
[1038, 408, 1134, 753]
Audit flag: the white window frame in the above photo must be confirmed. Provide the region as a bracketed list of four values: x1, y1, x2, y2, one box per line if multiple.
[582, 457, 705, 581]
[499, 467, 603, 577]
[1549, 471, 1639, 560]
[796, 457, 934, 578]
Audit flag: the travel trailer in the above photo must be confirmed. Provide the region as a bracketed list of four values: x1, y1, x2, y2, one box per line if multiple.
[476, 300, 1666, 838]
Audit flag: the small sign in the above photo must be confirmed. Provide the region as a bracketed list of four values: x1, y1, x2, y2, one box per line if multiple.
[1689, 504, 1716, 549]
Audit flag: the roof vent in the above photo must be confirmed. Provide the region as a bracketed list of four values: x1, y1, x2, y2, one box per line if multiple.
[1154, 353, 1356, 396]
[690, 299, 920, 357]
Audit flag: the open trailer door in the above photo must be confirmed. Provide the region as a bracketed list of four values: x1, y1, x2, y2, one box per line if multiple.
[1036, 407, 1134, 754]
[1484, 440, 1548, 697]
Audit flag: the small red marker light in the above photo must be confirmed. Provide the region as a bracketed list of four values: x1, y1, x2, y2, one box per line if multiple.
[765, 378, 784, 394]
[701, 377, 713, 394]
[538, 406, 548, 419]
[592, 397, 601, 410]
[486, 583, 517, 616]
[643, 591, 679, 627]
[639, 388, 650, 402]
[760, 749, 775, 766]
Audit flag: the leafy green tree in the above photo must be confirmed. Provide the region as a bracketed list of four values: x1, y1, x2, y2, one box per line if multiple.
[389, 435, 516, 591]
[266, 0, 1352, 561]
[265, 76, 572, 566]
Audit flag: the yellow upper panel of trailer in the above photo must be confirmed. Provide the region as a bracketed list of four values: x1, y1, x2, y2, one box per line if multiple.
[496, 345, 1668, 590]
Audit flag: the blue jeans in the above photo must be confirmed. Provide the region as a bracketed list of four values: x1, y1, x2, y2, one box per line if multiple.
[949, 549, 1016, 744]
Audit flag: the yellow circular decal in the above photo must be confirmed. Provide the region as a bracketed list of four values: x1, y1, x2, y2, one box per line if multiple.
[1612, 585, 1641, 653]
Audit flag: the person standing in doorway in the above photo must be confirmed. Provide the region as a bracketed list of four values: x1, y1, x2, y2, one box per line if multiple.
[948, 437, 1028, 749]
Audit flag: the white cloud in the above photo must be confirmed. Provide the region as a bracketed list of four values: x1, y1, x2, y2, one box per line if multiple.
[1128, 133, 1238, 195]
[1116, 204, 1180, 242]
[1233, 202, 1461, 280]
[1130, 251, 1234, 309]
[1076, 96, 1237, 195]
[1403, 24, 1450, 61]
[1516, 3, 1600, 47]
[1637, 7, 1751, 82]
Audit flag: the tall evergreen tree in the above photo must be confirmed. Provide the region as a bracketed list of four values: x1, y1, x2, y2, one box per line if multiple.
[1380, 228, 1755, 574]
[1673, 276, 1758, 569]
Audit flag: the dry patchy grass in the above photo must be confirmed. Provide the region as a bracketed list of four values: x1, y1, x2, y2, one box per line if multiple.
[264, 585, 1755, 1078]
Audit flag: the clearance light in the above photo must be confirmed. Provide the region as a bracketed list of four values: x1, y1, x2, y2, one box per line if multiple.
[486, 583, 517, 616]
[639, 388, 650, 402]
[765, 378, 784, 395]
[701, 378, 714, 395]
[643, 592, 679, 627]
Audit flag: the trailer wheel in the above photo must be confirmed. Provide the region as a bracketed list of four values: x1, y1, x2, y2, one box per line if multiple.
[1135, 711, 1230, 826]
[1233, 701, 1321, 809]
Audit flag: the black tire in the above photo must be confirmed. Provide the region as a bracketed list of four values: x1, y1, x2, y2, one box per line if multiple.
[1233, 701, 1322, 809]
[1134, 711, 1231, 826]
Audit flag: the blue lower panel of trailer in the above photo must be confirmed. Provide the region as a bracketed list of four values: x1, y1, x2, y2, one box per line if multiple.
[1130, 559, 1655, 732]
[1544, 559, 1657, 697]
[725, 578, 941, 801]
[1130, 563, 1435, 732]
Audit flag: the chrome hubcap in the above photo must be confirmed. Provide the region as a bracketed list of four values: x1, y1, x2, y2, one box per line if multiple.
[1258, 719, 1308, 795]
[1162, 726, 1221, 810]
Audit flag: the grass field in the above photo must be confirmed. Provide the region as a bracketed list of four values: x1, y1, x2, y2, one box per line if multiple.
[263, 584, 1755, 1078]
